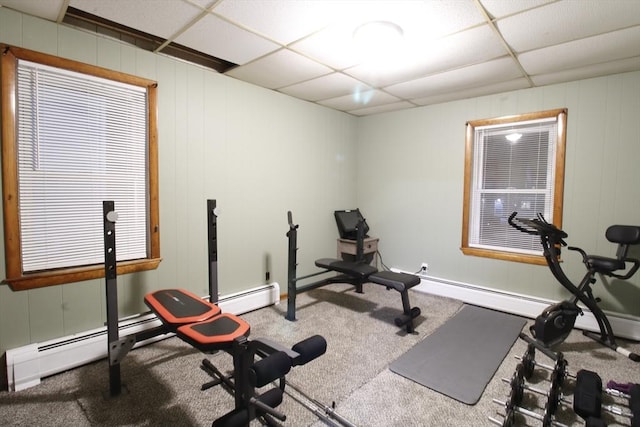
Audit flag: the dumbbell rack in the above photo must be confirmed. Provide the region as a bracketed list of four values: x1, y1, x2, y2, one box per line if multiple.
[490, 342, 640, 427]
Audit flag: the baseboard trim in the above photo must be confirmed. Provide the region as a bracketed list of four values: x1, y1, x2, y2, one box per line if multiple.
[5, 283, 280, 392]
[412, 275, 640, 341]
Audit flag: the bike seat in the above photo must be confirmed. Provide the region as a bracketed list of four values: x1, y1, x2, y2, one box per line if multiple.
[585, 225, 640, 277]
[585, 255, 626, 274]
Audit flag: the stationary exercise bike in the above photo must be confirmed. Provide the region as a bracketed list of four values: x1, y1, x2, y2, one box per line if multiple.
[508, 212, 640, 362]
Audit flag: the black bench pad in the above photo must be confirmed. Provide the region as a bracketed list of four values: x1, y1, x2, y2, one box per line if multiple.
[369, 271, 421, 292]
[315, 258, 378, 279]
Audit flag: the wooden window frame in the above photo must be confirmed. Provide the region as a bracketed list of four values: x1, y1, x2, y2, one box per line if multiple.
[1, 44, 160, 290]
[461, 108, 567, 265]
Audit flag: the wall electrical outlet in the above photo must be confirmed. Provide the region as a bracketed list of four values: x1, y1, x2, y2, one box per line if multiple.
[420, 263, 429, 275]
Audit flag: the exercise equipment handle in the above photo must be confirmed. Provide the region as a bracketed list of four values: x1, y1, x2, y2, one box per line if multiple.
[287, 211, 298, 232]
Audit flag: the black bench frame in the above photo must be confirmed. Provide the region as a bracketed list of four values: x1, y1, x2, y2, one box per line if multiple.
[285, 211, 421, 333]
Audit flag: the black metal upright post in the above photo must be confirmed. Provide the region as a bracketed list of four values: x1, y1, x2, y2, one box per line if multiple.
[286, 211, 298, 321]
[103, 200, 121, 397]
[207, 199, 218, 304]
[356, 218, 365, 263]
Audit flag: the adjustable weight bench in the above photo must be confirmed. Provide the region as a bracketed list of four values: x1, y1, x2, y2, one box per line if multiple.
[286, 211, 422, 334]
[144, 288, 328, 427]
[102, 200, 331, 426]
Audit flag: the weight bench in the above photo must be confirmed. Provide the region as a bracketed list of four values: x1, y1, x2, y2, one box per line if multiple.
[285, 210, 422, 334]
[314, 258, 421, 333]
[144, 288, 327, 427]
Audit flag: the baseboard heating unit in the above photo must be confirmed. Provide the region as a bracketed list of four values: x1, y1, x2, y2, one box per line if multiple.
[413, 276, 640, 342]
[5, 283, 280, 392]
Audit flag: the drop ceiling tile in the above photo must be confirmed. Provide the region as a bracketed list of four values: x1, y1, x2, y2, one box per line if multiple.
[496, 0, 640, 53]
[317, 89, 400, 111]
[346, 24, 507, 88]
[480, 0, 553, 19]
[411, 77, 530, 106]
[212, 0, 337, 45]
[174, 11, 280, 65]
[385, 56, 523, 99]
[70, 0, 201, 39]
[520, 26, 640, 75]
[289, 24, 363, 70]
[0, 0, 65, 20]
[531, 57, 640, 87]
[225, 49, 332, 89]
[279, 72, 368, 102]
[348, 101, 415, 116]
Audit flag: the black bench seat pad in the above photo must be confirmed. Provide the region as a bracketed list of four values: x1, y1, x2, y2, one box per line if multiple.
[315, 258, 377, 279]
[369, 270, 421, 292]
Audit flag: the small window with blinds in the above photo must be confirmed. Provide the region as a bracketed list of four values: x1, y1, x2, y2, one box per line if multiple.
[461, 109, 567, 265]
[1, 44, 160, 290]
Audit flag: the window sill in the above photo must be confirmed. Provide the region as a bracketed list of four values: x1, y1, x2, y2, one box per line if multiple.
[3, 258, 162, 291]
[461, 247, 547, 265]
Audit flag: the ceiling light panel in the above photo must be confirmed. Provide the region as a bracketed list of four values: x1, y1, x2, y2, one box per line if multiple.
[496, 0, 640, 53]
[225, 49, 332, 89]
[70, 0, 201, 40]
[173, 12, 280, 65]
[291, 0, 486, 71]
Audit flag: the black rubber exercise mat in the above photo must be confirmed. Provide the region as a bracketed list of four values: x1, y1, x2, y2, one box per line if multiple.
[389, 304, 526, 405]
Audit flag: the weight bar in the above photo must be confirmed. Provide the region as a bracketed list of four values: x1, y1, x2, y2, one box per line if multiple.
[503, 368, 570, 415]
[491, 398, 567, 427]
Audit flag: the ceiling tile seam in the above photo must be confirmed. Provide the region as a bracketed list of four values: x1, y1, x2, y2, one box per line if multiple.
[472, 0, 534, 88]
[528, 55, 640, 78]
[56, 0, 70, 24]
[478, 0, 562, 21]
[516, 24, 640, 57]
[153, 2, 221, 54]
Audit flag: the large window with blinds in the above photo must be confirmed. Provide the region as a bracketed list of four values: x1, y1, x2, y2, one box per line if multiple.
[1, 44, 160, 290]
[461, 109, 567, 264]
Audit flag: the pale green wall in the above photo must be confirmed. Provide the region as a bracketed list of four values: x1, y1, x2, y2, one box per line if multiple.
[356, 71, 640, 316]
[1, 8, 639, 357]
[0, 9, 358, 354]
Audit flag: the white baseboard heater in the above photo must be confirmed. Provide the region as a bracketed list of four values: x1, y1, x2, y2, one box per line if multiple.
[5, 283, 280, 392]
[413, 276, 640, 341]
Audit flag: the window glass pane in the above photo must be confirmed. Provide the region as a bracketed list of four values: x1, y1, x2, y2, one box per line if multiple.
[469, 117, 558, 254]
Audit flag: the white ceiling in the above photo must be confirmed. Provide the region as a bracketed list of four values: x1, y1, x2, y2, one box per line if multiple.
[2, 0, 639, 116]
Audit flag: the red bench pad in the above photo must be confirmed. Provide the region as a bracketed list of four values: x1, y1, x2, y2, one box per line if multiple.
[177, 314, 250, 351]
[144, 288, 221, 326]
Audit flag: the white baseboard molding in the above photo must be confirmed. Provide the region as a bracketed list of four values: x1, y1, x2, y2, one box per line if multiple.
[5, 282, 280, 392]
[412, 275, 640, 341]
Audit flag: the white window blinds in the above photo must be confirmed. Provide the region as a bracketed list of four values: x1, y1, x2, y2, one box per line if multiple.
[17, 59, 148, 273]
[469, 117, 558, 255]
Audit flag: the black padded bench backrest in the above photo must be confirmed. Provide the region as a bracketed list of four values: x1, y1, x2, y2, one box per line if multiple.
[315, 258, 377, 279]
[369, 271, 420, 292]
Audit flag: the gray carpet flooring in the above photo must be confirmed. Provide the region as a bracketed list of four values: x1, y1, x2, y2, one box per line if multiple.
[1, 282, 639, 426]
